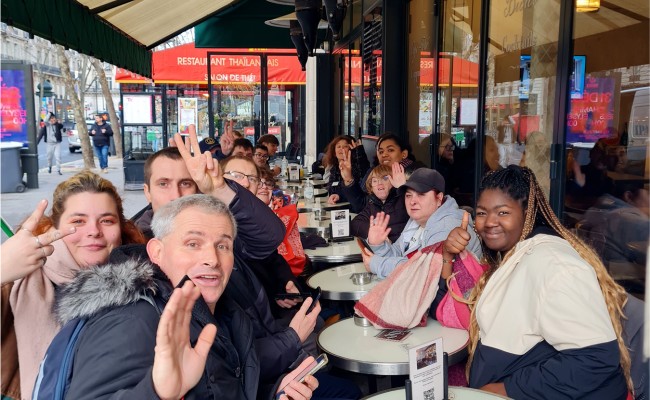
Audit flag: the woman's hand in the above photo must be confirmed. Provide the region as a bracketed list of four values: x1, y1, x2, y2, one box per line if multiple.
[1, 200, 75, 284]
[276, 281, 301, 309]
[339, 150, 353, 183]
[367, 212, 391, 246]
[327, 194, 340, 205]
[388, 162, 406, 188]
[442, 212, 470, 278]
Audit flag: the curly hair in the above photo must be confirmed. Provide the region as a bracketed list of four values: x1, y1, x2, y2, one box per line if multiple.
[322, 136, 353, 168]
[32, 170, 145, 245]
[464, 165, 631, 391]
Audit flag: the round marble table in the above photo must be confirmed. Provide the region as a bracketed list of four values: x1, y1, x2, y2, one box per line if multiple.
[317, 317, 469, 375]
[307, 262, 377, 300]
[363, 386, 511, 399]
[304, 240, 362, 264]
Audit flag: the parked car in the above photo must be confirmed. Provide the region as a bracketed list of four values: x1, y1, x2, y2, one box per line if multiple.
[67, 120, 95, 153]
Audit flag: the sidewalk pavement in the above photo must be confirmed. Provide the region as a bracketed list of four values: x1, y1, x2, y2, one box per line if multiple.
[1, 156, 148, 241]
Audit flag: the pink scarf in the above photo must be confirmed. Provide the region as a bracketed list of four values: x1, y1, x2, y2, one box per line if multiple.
[9, 238, 80, 400]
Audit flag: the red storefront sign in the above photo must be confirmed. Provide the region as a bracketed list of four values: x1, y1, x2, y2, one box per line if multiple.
[116, 44, 305, 85]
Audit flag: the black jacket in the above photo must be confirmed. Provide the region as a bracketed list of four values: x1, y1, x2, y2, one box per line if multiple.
[89, 122, 114, 147]
[54, 258, 261, 400]
[350, 188, 409, 243]
[37, 123, 63, 143]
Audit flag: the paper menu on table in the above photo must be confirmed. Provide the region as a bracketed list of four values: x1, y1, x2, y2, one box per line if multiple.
[408, 337, 444, 400]
[330, 209, 350, 238]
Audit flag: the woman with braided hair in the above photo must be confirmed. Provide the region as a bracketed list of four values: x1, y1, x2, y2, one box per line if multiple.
[443, 165, 631, 399]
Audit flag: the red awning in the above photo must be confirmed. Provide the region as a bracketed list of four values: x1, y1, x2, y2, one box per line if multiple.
[116, 43, 305, 85]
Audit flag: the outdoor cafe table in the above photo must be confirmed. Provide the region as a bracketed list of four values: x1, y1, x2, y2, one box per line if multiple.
[304, 240, 362, 264]
[297, 212, 358, 230]
[362, 386, 511, 400]
[317, 317, 469, 376]
[307, 262, 377, 300]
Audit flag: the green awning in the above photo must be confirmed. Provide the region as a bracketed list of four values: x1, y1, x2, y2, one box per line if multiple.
[1, 0, 152, 76]
[195, 1, 294, 49]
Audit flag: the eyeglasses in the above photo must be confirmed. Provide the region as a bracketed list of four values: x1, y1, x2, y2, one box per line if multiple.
[439, 144, 456, 151]
[224, 170, 260, 185]
[260, 179, 274, 188]
[254, 152, 269, 160]
[370, 175, 390, 186]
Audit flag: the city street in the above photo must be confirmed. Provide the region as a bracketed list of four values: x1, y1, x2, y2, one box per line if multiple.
[36, 136, 83, 166]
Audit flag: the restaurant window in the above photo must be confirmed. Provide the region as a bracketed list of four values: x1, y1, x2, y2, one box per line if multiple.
[341, 39, 362, 137]
[564, 1, 649, 297]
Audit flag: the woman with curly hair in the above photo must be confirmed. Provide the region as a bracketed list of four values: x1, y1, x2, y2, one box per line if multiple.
[443, 165, 631, 399]
[322, 135, 370, 205]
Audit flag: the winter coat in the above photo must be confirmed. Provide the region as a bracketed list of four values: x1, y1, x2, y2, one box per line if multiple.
[350, 188, 409, 243]
[1, 283, 20, 400]
[369, 195, 482, 279]
[469, 234, 627, 399]
[133, 207, 154, 240]
[53, 258, 262, 400]
[88, 122, 113, 147]
[37, 122, 63, 143]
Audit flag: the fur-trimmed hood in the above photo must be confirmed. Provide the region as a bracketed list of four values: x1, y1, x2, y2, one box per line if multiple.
[54, 259, 158, 326]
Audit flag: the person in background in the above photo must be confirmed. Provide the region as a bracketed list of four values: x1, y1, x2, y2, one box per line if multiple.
[232, 138, 254, 158]
[88, 114, 114, 173]
[4, 171, 144, 399]
[445, 165, 632, 399]
[37, 113, 64, 175]
[135, 147, 199, 240]
[253, 143, 271, 169]
[363, 168, 481, 279]
[198, 137, 220, 158]
[323, 136, 370, 205]
[350, 163, 409, 244]
[437, 133, 456, 194]
[259, 134, 282, 176]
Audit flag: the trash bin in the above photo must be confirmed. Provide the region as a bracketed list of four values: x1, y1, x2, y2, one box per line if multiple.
[1, 142, 26, 193]
[20, 148, 39, 189]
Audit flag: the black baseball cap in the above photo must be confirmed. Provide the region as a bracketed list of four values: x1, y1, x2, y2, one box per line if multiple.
[401, 168, 445, 194]
[199, 137, 219, 153]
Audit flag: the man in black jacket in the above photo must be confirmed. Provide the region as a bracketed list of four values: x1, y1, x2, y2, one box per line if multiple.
[55, 195, 318, 399]
[89, 114, 113, 173]
[37, 114, 64, 175]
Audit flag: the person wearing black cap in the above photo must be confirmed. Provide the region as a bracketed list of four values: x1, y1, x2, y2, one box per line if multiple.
[198, 137, 220, 158]
[363, 167, 482, 279]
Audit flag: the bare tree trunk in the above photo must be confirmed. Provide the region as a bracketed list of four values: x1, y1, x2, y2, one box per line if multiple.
[56, 46, 95, 169]
[92, 58, 122, 158]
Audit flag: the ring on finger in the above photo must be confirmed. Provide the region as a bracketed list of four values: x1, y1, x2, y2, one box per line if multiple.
[22, 227, 32, 234]
[34, 236, 43, 247]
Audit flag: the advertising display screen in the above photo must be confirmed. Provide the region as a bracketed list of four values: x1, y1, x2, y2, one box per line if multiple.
[0, 68, 29, 145]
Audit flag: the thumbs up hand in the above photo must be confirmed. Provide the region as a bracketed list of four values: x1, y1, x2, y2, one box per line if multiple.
[443, 211, 472, 257]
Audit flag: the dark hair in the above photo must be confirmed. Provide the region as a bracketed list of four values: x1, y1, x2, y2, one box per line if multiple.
[258, 134, 279, 146]
[144, 147, 183, 186]
[255, 143, 268, 153]
[376, 133, 415, 162]
[322, 136, 353, 168]
[233, 138, 254, 151]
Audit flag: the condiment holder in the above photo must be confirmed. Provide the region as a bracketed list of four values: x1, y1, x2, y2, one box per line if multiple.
[353, 313, 372, 327]
[350, 272, 374, 286]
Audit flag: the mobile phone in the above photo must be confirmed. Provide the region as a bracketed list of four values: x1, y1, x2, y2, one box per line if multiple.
[277, 354, 329, 397]
[306, 287, 321, 314]
[356, 237, 374, 254]
[274, 292, 310, 301]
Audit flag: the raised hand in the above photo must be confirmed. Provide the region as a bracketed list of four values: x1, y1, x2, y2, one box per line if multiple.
[174, 125, 226, 196]
[276, 280, 301, 309]
[349, 139, 362, 150]
[339, 149, 353, 183]
[367, 212, 391, 246]
[388, 162, 406, 188]
[1, 200, 75, 284]
[152, 280, 217, 400]
[288, 297, 320, 343]
[277, 357, 320, 400]
[327, 194, 339, 205]
[220, 120, 235, 156]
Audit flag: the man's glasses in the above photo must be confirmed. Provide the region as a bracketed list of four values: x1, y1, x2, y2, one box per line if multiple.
[224, 170, 260, 185]
[254, 152, 269, 160]
[370, 175, 390, 186]
[440, 144, 456, 151]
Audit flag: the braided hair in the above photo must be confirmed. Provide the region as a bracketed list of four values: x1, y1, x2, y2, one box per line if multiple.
[464, 165, 632, 392]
